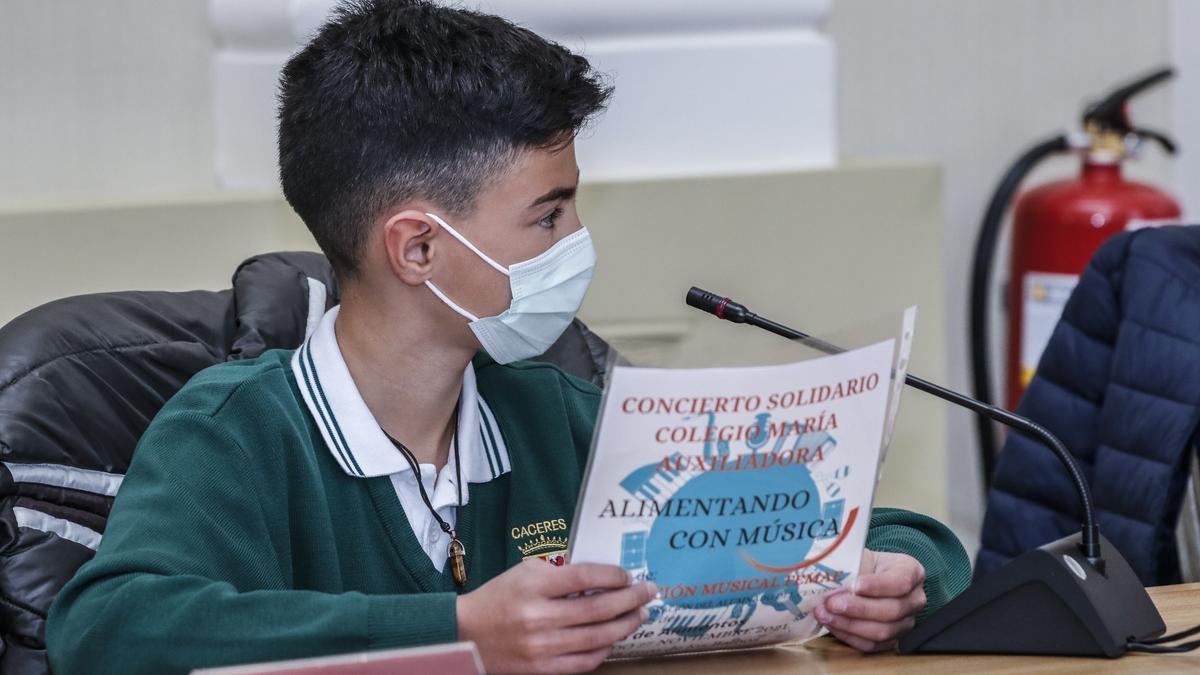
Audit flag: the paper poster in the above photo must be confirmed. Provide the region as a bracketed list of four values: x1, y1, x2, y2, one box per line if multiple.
[567, 338, 899, 657]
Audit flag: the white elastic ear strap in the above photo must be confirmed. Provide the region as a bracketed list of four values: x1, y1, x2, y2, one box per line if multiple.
[425, 281, 480, 322]
[425, 212, 510, 276]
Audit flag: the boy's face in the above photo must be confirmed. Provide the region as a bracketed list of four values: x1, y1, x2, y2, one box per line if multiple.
[425, 140, 584, 325]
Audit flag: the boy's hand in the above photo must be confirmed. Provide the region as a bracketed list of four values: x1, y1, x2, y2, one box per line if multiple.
[813, 549, 927, 653]
[457, 558, 656, 674]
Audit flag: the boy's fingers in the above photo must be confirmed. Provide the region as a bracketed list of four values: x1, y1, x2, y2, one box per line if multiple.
[554, 582, 656, 626]
[825, 592, 924, 623]
[819, 608, 915, 645]
[850, 572, 911, 598]
[829, 628, 897, 654]
[858, 549, 879, 575]
[551, 607, 648, 655]
[544, 563, 632, 596]
[852, 562, 924, 598]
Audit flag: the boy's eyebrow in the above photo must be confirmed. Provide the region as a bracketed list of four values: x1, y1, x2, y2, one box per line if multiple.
[529, 185, 576, 207]
[528, 168, 581, 208]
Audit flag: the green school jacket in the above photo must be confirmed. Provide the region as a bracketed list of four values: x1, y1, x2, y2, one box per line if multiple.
[46, 350, 969, 674]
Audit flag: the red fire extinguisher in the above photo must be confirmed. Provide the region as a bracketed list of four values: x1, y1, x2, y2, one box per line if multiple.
[970, 67, 1181, 488]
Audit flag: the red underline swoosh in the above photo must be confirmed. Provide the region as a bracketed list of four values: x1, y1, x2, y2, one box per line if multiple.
[740, 507, 859, 575]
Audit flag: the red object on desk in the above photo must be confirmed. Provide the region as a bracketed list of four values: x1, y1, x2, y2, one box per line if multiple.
[189, 641, 484, 675]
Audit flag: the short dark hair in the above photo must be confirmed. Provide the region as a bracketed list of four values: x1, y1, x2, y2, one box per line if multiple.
[277, 0, 611, 279]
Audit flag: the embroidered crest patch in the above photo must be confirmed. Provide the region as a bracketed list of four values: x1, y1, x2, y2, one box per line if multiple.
[512, 518, 569, 565]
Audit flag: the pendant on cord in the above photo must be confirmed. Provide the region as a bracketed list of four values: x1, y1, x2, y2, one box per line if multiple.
[379, 406, 468, 588]
[449, 533, 468, 587]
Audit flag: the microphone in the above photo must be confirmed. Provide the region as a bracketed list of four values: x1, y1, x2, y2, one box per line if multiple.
[685, 286, 1166, 657]
[686, 287, 1102, 566]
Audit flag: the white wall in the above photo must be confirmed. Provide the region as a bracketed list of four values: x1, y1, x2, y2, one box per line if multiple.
[828, 0, 1175, 551]
[1172, 0, 1200, 215]
[0, 0, 216, 207]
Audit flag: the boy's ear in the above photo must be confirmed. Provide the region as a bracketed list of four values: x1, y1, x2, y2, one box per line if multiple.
[382, 209, 437, 286]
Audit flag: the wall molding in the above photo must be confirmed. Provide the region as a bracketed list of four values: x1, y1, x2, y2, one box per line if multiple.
[209, 0, 836, 189]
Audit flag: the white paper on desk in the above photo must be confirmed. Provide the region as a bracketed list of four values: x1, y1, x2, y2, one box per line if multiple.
[568, 326, 904, 658]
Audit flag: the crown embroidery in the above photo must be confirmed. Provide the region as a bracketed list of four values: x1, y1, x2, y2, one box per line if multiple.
[518, 534, 569, 557]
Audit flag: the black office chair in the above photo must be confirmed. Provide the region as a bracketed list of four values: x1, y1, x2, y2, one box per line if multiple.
[0, 251, 614, 675]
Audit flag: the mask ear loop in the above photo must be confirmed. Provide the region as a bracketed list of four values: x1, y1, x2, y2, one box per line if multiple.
[425, 212, 511, 277]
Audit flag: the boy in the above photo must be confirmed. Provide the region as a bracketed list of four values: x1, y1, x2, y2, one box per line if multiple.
[47, 1, 969, 673]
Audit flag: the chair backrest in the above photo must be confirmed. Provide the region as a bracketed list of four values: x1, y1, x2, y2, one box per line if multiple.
[0, 251, 613, 675]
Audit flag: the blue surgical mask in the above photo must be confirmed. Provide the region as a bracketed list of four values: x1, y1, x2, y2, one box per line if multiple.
[424, 212, 597, 364]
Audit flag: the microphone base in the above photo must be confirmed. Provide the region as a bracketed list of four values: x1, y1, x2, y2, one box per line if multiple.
[898, 533, 1164, 657]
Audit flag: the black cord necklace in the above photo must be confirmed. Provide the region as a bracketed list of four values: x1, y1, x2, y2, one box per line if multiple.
[381, 404, 467, 587]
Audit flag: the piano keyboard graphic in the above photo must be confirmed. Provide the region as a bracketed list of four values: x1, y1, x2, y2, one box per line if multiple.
[620, 451, 688, 505]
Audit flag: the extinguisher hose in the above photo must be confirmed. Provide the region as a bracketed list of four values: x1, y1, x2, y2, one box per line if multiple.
[969, 134, 1070, 490]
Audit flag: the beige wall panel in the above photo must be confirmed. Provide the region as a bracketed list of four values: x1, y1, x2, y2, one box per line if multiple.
[0, 162, 945, 518]
[578, 163, 947, 520]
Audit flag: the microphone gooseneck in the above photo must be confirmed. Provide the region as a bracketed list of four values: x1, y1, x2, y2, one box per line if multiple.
[685, 286, 1104, 571]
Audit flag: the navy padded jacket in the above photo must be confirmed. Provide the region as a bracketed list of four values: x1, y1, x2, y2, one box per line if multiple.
[978, 225, 1200, 585]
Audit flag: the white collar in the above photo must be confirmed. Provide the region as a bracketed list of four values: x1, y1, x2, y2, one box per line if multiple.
[291, 306, 510, 490]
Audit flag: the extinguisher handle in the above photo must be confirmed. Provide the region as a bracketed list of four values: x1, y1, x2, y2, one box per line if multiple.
[1083, 66, 1174, 135]
[1133, 126, 1178, 155]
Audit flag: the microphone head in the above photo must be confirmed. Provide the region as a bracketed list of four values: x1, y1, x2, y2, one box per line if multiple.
[685, 287, 721, 313]
[684, 287, 749, 323]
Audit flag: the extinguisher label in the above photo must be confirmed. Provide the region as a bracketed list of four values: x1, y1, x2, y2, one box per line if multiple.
[1021, 272, 1079, 388]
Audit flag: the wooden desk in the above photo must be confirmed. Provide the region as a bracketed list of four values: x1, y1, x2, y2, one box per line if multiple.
[600, 583, 1200, 674]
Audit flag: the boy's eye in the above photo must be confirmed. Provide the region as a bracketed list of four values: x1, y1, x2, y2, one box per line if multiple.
[538, 207, 564, 229]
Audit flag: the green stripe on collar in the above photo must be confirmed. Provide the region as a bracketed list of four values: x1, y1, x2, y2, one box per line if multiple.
[305, 340, 365, 477]
[478, 421, 498, 479]
[479, 402, 505, 476]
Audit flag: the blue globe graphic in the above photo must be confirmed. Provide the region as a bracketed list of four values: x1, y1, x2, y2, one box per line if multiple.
[645, 461, 822, 607]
